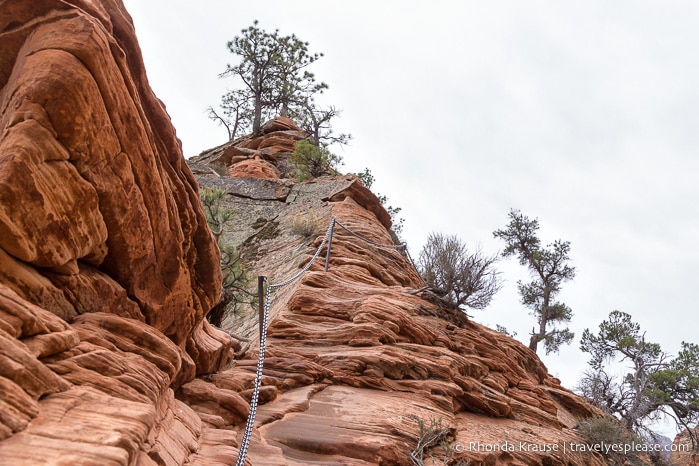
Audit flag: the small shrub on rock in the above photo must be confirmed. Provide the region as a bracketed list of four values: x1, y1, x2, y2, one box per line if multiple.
[418, 233, 501, 314]
[577, 416, 644, 465]
[291, 212, 322, 238]
[290, 139, 343, 181]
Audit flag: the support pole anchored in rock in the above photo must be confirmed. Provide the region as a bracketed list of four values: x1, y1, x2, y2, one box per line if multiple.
[324, 217, 336, 272]
[257, 276, 266, 345]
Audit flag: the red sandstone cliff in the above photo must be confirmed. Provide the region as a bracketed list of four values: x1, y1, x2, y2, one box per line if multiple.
[188, 120, 609, 465]
[0, 1, 234, 464]
[1, 1, 615, 465]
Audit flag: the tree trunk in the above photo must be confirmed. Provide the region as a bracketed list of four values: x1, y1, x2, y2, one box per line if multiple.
[252, 92, 262, 133]
[207, 296, 226, 327]
[252, 69, 263, 133]
[529, 288, 551, 353]
[528, 332, 539, 353]
[313, 124, 320, 146]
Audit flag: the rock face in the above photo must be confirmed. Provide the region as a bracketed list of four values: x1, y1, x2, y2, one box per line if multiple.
[190, 122, 609, 465]
[0, 1, 235, 464]
[671, 429, 699, 465]
[191, 117, 307, 180]
[1, 1, 610, 464]
[0, 0, 222, 345]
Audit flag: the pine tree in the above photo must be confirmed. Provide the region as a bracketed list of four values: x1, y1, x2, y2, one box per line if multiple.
[579, 310, 699, 448]
[218, 21, 325, 136]
[493, 209, 575, 354]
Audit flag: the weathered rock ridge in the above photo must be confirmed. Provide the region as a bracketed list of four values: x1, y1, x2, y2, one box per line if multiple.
[0, 1, 611, 465]
[189, 123, 608, 464]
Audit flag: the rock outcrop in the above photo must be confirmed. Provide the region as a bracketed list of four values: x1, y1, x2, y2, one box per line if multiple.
[190, 121, 608, 465]
[190, 117, 307, 180]
[1, 1, 236, 464]
[1, 1, 611, 465]
[671, 429, 699, 465]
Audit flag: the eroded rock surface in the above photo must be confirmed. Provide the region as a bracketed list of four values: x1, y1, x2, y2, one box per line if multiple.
[0, 0, 223, 346]
[671, 429, 699, 465]
[1, 1, 611, 464]
[190, 121, 608, 465]
[189, 116, 307, 180]
[1, 1, 235, 464]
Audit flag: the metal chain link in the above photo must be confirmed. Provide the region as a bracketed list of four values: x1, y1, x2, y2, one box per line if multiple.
[235, 279, 270, 466]
[403, 246, 427, 287]
[269, 218, 335, 289]
[334, 219, 407, 250]
[235, 218, 335, 465]
[333, 218, 425, 284]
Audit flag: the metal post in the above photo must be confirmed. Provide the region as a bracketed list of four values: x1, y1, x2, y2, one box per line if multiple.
[257, 275, 265, 344]
[324, 218, 335, 272]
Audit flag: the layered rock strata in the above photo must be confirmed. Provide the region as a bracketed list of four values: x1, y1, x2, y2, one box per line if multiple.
[1, 0, 613, 464]
[1, 1, 236, 464]
[191, 122, 608, 465]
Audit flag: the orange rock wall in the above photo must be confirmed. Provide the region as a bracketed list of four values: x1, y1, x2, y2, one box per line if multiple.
[0, 1, 236, 463]
[0, 0, 221, 343]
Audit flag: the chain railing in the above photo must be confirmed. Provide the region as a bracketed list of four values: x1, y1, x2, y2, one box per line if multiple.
[332, 218, 426, 286]
[234, 216, 419, 465]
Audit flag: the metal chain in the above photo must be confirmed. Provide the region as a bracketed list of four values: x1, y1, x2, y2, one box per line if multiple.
[234, 215, 422, 465]
[269, 218, 335, 289]
[404, 248, 427, 287]
[235, 279, 270, 466]
[333, 218, 424, 282]
[334, 219, 407, 250]
[235, 218, 334, 466]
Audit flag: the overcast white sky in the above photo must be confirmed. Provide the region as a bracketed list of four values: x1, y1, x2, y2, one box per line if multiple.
[123, 0, 699, 435]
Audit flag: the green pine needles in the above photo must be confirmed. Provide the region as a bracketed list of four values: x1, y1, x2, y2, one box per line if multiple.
[290, 139, 343, 181]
